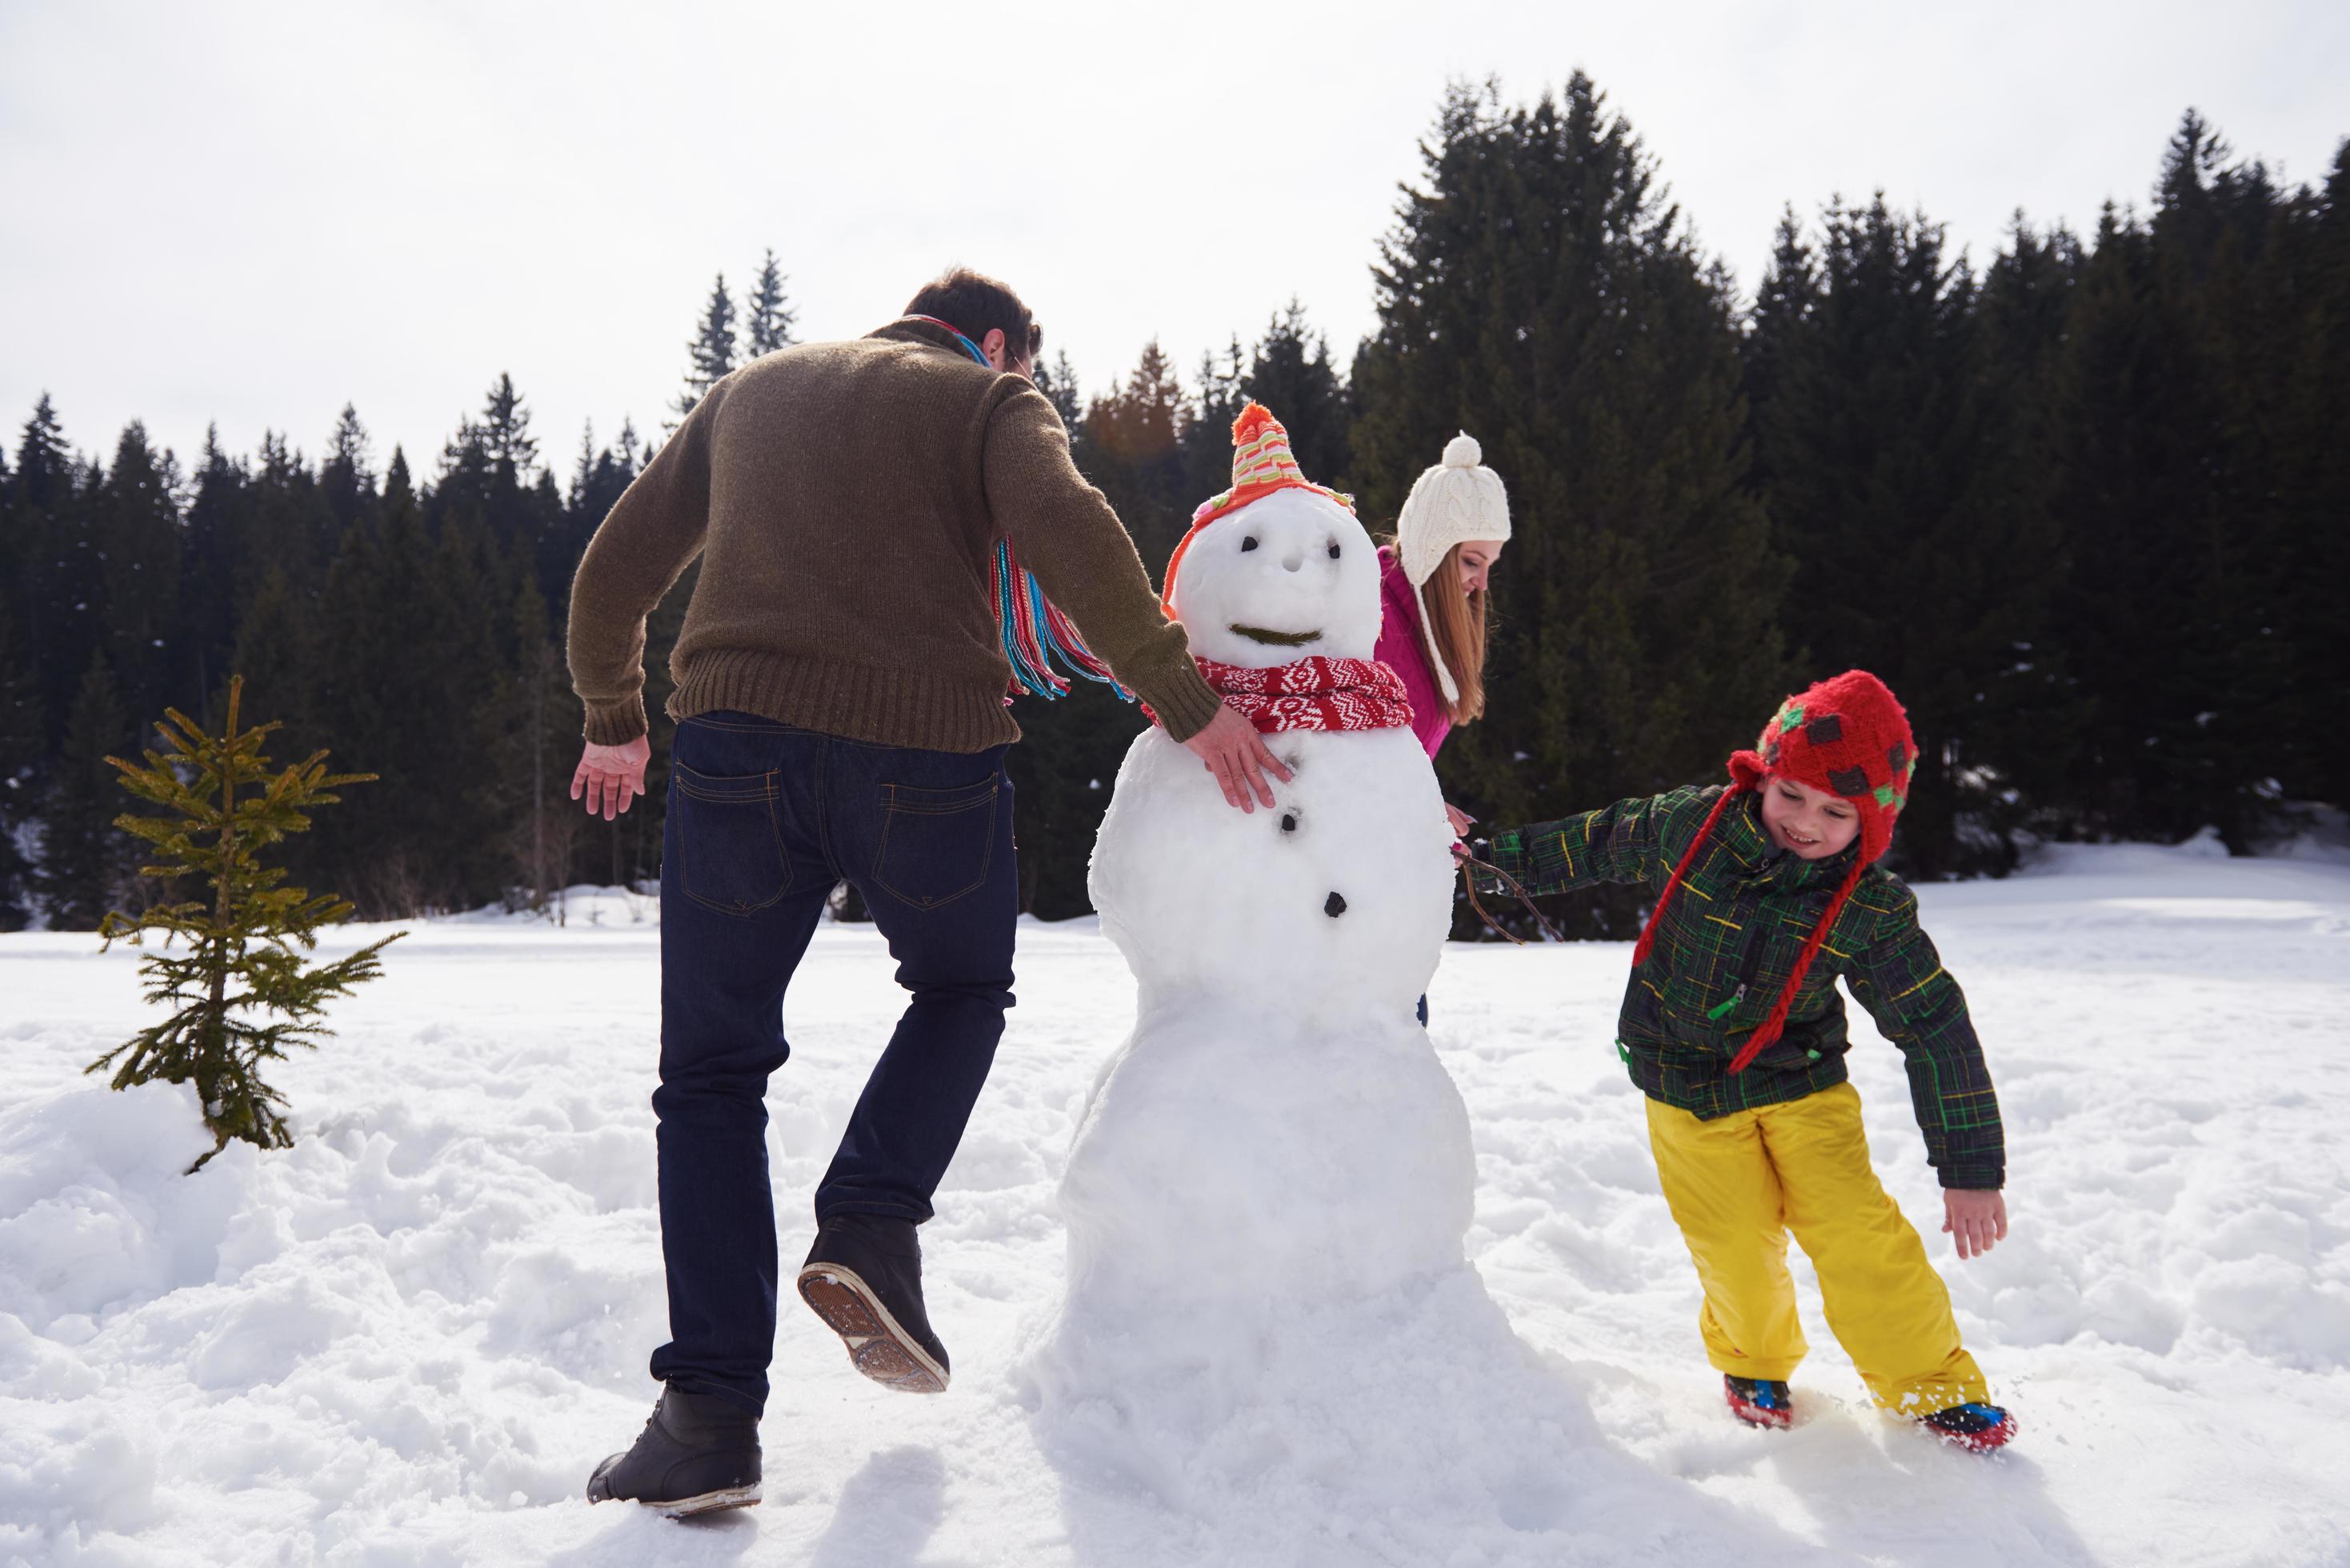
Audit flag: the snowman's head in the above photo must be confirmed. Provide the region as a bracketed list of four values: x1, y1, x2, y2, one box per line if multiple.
[1168, 489, 1382, 666]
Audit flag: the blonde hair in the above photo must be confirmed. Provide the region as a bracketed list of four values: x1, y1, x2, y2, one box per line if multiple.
[1422, 542, 1489, 723]
[1380, 537, 1489, 725]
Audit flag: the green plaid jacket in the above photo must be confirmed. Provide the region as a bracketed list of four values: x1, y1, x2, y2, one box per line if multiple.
[1479, 785, 2004, 1189]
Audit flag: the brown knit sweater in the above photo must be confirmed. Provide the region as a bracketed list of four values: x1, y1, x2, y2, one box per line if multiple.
[566, 318, 1221, 751]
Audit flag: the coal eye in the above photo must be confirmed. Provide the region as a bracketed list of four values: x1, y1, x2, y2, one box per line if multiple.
[1327, 541, 1341, 559]
[1240, 536, 1259, 552]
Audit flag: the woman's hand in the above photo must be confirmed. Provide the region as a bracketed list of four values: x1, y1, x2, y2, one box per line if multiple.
[1943, 1189, 2008, 1260]
[1444, 802, 1475, 839]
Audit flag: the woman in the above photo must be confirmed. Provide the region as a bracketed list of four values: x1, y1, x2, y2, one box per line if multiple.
[1375, 431, 1511, 837]
[1376, 433, 1509, 1026]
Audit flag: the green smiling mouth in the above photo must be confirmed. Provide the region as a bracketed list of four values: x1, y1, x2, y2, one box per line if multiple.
[1230, 624, 1323, 646]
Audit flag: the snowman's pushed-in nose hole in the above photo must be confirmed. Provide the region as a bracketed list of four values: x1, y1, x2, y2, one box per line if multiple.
[1324, 891, 1347, 918]
[1281, 548, 1304, 573]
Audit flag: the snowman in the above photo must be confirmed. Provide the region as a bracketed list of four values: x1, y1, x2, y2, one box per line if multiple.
[1027, 405, 1480, 1455]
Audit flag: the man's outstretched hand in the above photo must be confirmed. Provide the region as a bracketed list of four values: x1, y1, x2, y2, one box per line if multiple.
[1181, 703, 1293, 813]
[572, 734, 651, 821]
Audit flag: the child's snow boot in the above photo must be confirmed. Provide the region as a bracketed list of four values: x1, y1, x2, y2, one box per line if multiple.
[798, 1212, 951, 1393]
[1919, 1401, 2016, 1452]
[1723, 1374, 1794, 1430]
[585, 1382, 761, 1517]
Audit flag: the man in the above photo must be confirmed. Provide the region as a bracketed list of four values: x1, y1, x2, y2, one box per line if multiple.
[567, 268, 1286, 1516]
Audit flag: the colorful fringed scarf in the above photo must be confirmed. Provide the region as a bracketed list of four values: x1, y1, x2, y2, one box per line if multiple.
[902, 315, 1132, 706]
[1142, 655, 1415, 734]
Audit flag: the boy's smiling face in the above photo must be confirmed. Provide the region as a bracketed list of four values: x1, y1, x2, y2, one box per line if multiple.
[1759, 773, 1860, 859]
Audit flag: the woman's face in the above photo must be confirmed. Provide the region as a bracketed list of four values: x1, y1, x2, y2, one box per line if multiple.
[1454, 539, 1506, 595]
[1759, 773, 1861, 859]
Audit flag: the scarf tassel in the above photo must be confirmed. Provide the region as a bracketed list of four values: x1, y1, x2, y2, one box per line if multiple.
[991, 538, 1132, 704]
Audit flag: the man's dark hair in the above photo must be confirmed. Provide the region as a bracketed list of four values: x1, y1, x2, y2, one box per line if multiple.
[906, 267, 1043, 363]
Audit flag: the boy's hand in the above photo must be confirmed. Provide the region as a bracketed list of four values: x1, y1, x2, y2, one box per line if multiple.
[1444, 802, 1475, 839]
[1943, 1189, 2008, 1260]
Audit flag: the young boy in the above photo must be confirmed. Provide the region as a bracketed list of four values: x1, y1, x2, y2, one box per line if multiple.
[1472, 670, 2014, 1450]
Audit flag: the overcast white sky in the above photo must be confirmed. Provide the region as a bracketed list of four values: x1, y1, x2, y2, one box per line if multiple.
[3, 1, 2344, 482]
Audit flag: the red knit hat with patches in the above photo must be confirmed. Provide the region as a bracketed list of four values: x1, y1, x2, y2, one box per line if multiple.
[1631, 670, 1918, 1074]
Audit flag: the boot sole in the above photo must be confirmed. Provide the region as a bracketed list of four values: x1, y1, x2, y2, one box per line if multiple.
[1728, 1400, 1793, 1430]
[795, 1262, 951, 1394]
[651, 1485, 762, 1518]
[1925, 1414, 2017, 1453]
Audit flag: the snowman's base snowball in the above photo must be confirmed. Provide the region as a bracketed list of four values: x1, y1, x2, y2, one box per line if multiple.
[1053, 1002, 1476, 1319]
[1020, 1254, 1628, 1553]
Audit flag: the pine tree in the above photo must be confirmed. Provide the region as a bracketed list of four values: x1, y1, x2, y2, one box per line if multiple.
[2267, 140, 2350, 805]
[482, 578, 582, 914]
[555, 419, 639, 626]
[89, 677, 398, 1171]
[674, 274, 739, 422]
[435, 415, 494, 530]
[1743, 197, 2045, 876]
[1353, 77, 1785, 934]
[1242, 302, 1351, 489]
[2028, 113, 2312, 854]
[1032, 352, 1086, 433]
[94, 422, 185, 727]
[229, 566, 318, 738]
[1181, 338, 1249, 507]
[319, 404, 376, 533]
[42, 649, 134, 929]
[13, 394, 71, 512]
[13, 398, 102, 742]
[482, 374, 539, 477]
[746, 250, 797, 358]
[1083, 341, 1193, 574]
[0, 605, 40, 930]
[178, 427, 253, 710]
[1966, 214, 2087, 841]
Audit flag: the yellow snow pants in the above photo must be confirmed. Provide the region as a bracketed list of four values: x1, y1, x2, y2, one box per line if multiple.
[1643, 1081, 1987, 1413]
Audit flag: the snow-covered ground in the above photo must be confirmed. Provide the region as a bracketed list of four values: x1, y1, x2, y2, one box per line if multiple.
[3, 842, 2348, 1566]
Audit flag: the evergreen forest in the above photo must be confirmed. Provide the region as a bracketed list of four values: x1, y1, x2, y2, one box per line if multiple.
[6, 82, 2344, 937]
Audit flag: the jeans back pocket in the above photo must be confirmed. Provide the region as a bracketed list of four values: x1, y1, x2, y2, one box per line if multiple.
[674, 762, 791, 916]
[871, 776, 1000, 910]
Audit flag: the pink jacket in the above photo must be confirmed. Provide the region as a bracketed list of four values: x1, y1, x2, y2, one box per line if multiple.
[1375, 546, 1451, 758]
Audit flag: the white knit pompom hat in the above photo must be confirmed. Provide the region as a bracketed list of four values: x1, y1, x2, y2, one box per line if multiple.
[1397, 432, 1510, 705]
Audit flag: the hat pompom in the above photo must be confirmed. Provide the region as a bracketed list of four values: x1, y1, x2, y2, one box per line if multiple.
[1232, 402, 1279, 445]
[1442, 432, 1482, 468]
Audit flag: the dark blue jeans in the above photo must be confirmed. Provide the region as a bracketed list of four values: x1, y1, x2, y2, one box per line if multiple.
[647, 712, 1016, 1413]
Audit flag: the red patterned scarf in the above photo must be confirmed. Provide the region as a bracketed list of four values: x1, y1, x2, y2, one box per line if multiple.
[1143, 655, 1415, 734]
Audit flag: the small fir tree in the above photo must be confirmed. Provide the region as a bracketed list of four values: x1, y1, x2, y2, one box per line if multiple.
[746, 250, 797, 358]
[89, 677, 399, 1171]
[673, 274, 739, 422]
